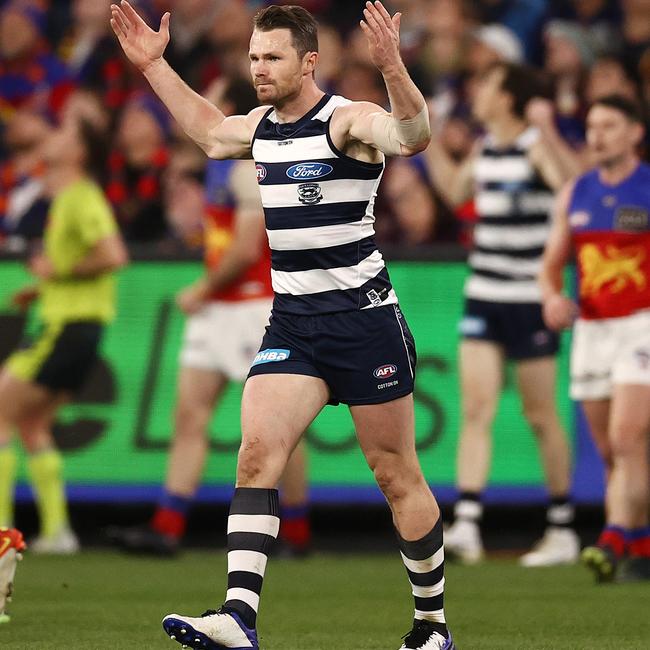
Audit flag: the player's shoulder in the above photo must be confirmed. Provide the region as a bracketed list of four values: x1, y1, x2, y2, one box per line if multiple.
[245, 105, 273, 131]
[60, 178, 107, 207]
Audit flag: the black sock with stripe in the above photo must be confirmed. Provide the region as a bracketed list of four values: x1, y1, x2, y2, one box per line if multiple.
[397, 517, 447, 629]
[223, 487, 280, 629]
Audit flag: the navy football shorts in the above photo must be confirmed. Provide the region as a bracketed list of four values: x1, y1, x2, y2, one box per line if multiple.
[459, 298, 559, 360]
[247, 304, 417, 405]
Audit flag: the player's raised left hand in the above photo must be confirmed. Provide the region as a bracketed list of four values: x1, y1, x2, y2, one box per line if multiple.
[360, 1, 402, 74]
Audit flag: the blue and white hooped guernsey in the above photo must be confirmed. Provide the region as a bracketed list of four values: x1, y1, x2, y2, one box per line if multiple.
[252, 93, 398, 315]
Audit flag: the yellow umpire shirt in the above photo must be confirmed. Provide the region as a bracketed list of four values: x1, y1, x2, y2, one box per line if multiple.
[39, 177, 118, 324]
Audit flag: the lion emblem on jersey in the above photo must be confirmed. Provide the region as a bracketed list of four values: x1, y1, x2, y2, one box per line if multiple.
[579, 243, 647, 296]
[297, 183, 323, 205]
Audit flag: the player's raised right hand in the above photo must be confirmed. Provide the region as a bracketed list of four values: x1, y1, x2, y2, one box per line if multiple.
[110, 1, 170, 72]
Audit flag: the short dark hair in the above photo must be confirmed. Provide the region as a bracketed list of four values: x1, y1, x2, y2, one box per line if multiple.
[253, 5, 318, 59]
[590, 94, 644, 124]
[490, 62, 551, 120]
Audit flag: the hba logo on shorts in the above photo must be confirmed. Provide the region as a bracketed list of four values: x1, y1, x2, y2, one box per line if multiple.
[255, 164, 267, 182]
[286, 162, 333, 180]
[252, 348, 290, 365]
[374, 364, 397, 379]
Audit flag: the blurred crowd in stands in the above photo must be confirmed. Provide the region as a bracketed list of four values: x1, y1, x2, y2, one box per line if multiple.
[1, 0, 649, 253]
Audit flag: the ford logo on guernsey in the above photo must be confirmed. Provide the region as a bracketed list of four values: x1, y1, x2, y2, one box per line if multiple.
[286, 162, 333, 180]
[373, 364, 397, 379]
[253, 349, 290, 365]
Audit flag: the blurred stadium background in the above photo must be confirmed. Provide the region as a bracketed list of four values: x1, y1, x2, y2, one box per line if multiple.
[1, 0, 650, 648]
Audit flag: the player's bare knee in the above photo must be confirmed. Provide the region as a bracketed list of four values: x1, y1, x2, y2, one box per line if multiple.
[373, 458, 413, 502]
[522, 406, 552, 437]
[236, 437, 279, 485]
[461, 400, 493, 430]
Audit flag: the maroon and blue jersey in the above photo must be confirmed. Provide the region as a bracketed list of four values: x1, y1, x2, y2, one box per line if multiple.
[568, 162, 650, 319]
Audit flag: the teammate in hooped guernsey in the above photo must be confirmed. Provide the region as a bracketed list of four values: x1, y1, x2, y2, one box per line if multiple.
[426, 62, 581, 567]
[541, 94, 650, 584]
[111, 1, 455, 649]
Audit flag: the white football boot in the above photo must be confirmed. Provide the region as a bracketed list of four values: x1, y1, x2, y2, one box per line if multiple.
[519, 527, 580, 567]
[163, 608, 259, 649]
[444, 519, 484, 564]
[30, 527, 79, 555]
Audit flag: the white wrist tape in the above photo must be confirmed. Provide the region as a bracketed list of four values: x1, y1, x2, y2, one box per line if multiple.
[370, 105, 430, 156]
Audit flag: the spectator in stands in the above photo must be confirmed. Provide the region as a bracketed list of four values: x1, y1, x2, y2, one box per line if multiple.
[60, 87, 111, 139]
[58, 0, 136, 112]
[206, 0, 253, 80]
[314, 23, 343, 93]
[335, 60, 388, 107]
[469, 0, 548, 62]
[162, 139, 206, 251]
[584, 55, 638, 105]
[106, 93, 171, 242]
[548, 0, 622, 59]
[620, 0, 650, 74]
[379, 156, 457, 246]
[0, 109, 52, 246]
[0, 1, 73, 123]
[164, 0, 221, 91]
[543, 19, 598, 144]
[466, 23, 524, 76]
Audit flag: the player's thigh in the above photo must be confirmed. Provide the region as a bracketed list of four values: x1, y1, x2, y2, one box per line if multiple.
[17, 393, 67, 452]
[351, 393, 418, 468]
[609, 384, 650, 455]
[515, 356, 559, 414]
[241, 373, 329, 457]
[459, 339, 504, 417]
[174, 366, 228, 432]
[0, 368, 57, 428]
[581, 399, 612, 463]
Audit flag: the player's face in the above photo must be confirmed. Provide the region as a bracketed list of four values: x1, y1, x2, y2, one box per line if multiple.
[472, 67, 507, 123]
[586, 105, 643, 167]
[249, 28, 310, 106]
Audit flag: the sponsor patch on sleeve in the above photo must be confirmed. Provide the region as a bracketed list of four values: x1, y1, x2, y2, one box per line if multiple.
[252, 348, 291, 365]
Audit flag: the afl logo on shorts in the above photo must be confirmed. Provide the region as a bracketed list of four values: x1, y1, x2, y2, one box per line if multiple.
[374, 364, 397, 379]
[297, 183, 323, 205]
[255, 164, 267, 182]
[286, 162, 333, 180]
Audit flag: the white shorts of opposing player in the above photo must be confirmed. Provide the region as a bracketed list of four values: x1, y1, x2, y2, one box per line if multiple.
[571, 309, 650, 400]
[180, 299, 273, 380]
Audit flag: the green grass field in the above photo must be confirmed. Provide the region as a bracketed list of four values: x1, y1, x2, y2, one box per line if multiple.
[1, 550, 648, 649]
